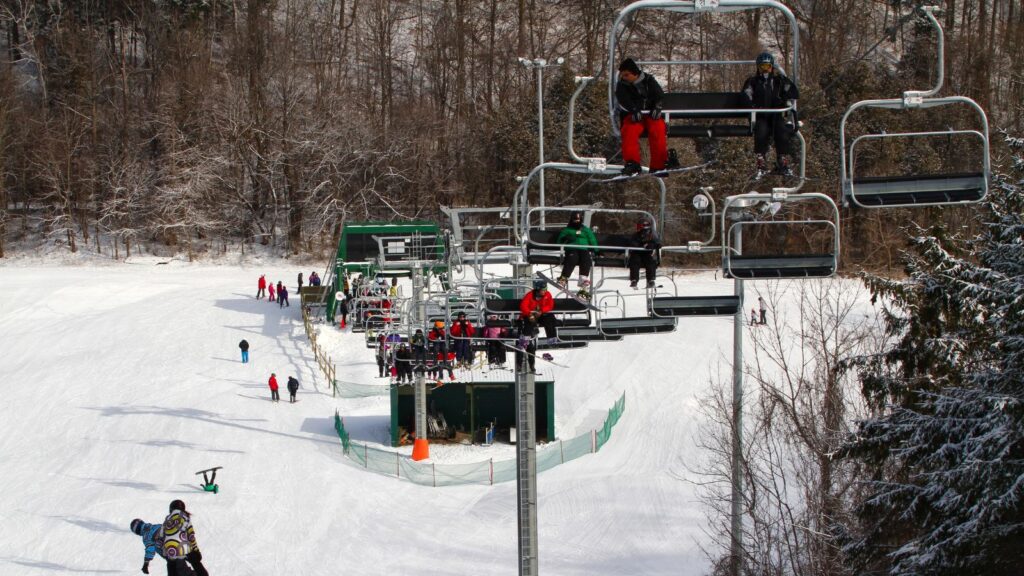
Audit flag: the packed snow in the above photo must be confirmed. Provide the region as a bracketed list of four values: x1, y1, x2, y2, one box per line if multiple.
[0, 260, 833, 575]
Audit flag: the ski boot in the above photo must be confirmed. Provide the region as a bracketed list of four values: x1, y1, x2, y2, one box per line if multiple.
[516, 335, 531, 350]
[629, 280, 639, 289]
[753, 154, 769, 181]
[665, 148, 681, 170]
[646, 280, 657, 289]
[556, 276, 569, 289]
[775, 156, 794, 177]
[620, 161, 642, 177]
[577, 276, 592, 300]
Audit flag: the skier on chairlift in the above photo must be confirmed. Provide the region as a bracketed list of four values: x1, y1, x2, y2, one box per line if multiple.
[556, 211, 598, 300]
[741, 51, 800, 178]
[628, 217, 662, 289]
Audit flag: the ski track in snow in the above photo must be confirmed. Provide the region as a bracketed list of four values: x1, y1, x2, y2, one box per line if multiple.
[0, 262, 848, 575]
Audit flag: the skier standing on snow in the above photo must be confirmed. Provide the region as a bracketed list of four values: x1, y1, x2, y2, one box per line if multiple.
[238, 339, 249, 363]
[268, 373, 280, 402]
[257, 275, 267, 300]
[751, 308, 758, 326]
[162, 500, 208, 576]
[337, 292, 349, 329]
[628, 217, 662, 289]
[275, 281, 284, 306]
[297, 272, 303, 292]
[279, 284, 289, 308]
[130, 518, 165, 574]
[267, 282, 276, 303]
[740, 51, 800, 177]
[758, 296, 768, 325]
[555, 211, 598, 299]
[375, 335, 389, 378]
[287, 376, 299, 402]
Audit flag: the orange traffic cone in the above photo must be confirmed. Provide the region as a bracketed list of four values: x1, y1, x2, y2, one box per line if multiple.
[412, 437, 429, 461]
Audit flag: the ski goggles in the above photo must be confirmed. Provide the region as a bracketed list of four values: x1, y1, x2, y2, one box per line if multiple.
[758, 62, 773, 72]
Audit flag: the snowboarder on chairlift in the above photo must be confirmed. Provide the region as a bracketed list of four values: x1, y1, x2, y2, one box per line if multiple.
[741, 51, 800, 178]
[615, 58, 680, 177]
[556, 211, 598, 300]
[628, 217, 662, 289]
[130, 518, 165, 574]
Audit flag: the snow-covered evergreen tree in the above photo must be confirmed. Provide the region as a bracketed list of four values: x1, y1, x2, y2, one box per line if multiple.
[841, 135, 1024, 575]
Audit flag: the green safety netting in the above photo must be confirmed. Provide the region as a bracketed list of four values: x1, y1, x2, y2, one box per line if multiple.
[333, 379, 391, 398]
[333, 391, 626, 486]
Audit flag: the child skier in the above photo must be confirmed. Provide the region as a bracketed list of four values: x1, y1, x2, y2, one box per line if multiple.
[129, 518, 165, 574]
[449, 312, 477, 368]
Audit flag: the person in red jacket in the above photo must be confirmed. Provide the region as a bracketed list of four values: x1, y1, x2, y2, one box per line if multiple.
[520, 278, 556, 340]
[268, 373, 280, 402]
[449, 312, 477, 368]
[257, 275, 267, 299]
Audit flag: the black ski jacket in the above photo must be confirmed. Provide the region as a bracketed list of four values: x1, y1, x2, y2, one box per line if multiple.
[239, 340, 249, 351]
[615, 72, 665, 120]
[287, 377, 299, 393]
[740, 72, 799, 110]
[630, 229, 662, 253]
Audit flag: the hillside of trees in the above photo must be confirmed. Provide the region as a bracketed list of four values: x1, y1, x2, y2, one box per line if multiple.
[0, 0, 1021, 267]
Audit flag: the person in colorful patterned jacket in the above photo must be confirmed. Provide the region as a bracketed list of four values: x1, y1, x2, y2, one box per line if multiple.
[162, 500, 208, 576]
[130, 518, 165, 574]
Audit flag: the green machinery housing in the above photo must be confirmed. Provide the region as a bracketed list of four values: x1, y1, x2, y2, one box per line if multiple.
[326, 221, 445, 320]
[391, 381, 555, 446]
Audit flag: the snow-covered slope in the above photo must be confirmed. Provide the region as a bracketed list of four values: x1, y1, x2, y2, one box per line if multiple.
[0, 263, 757, 575]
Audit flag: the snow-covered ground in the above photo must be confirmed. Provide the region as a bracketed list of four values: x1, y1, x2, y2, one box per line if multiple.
[0, 261, 804, 575]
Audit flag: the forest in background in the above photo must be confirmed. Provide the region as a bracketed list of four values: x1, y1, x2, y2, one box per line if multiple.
[0, 0, 1021, 267]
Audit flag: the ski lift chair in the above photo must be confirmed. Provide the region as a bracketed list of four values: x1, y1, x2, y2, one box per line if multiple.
[839, 6, 991, 208]
[720, 192, 840, 279]
[608, 1, 800, 140]
[524, 207, 661, 269]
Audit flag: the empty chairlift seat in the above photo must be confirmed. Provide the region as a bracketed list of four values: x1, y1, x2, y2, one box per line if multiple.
[849, 172, 987, 207]
[661, 92, 755, 138]
[725, 254, 837, 279]
[555, 326, 624, 342]
[650, 295, 740, 317]
[598, 316, 676, 336]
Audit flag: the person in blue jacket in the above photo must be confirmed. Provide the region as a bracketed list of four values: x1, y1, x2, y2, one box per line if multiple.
[130, 518, 165, 574]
